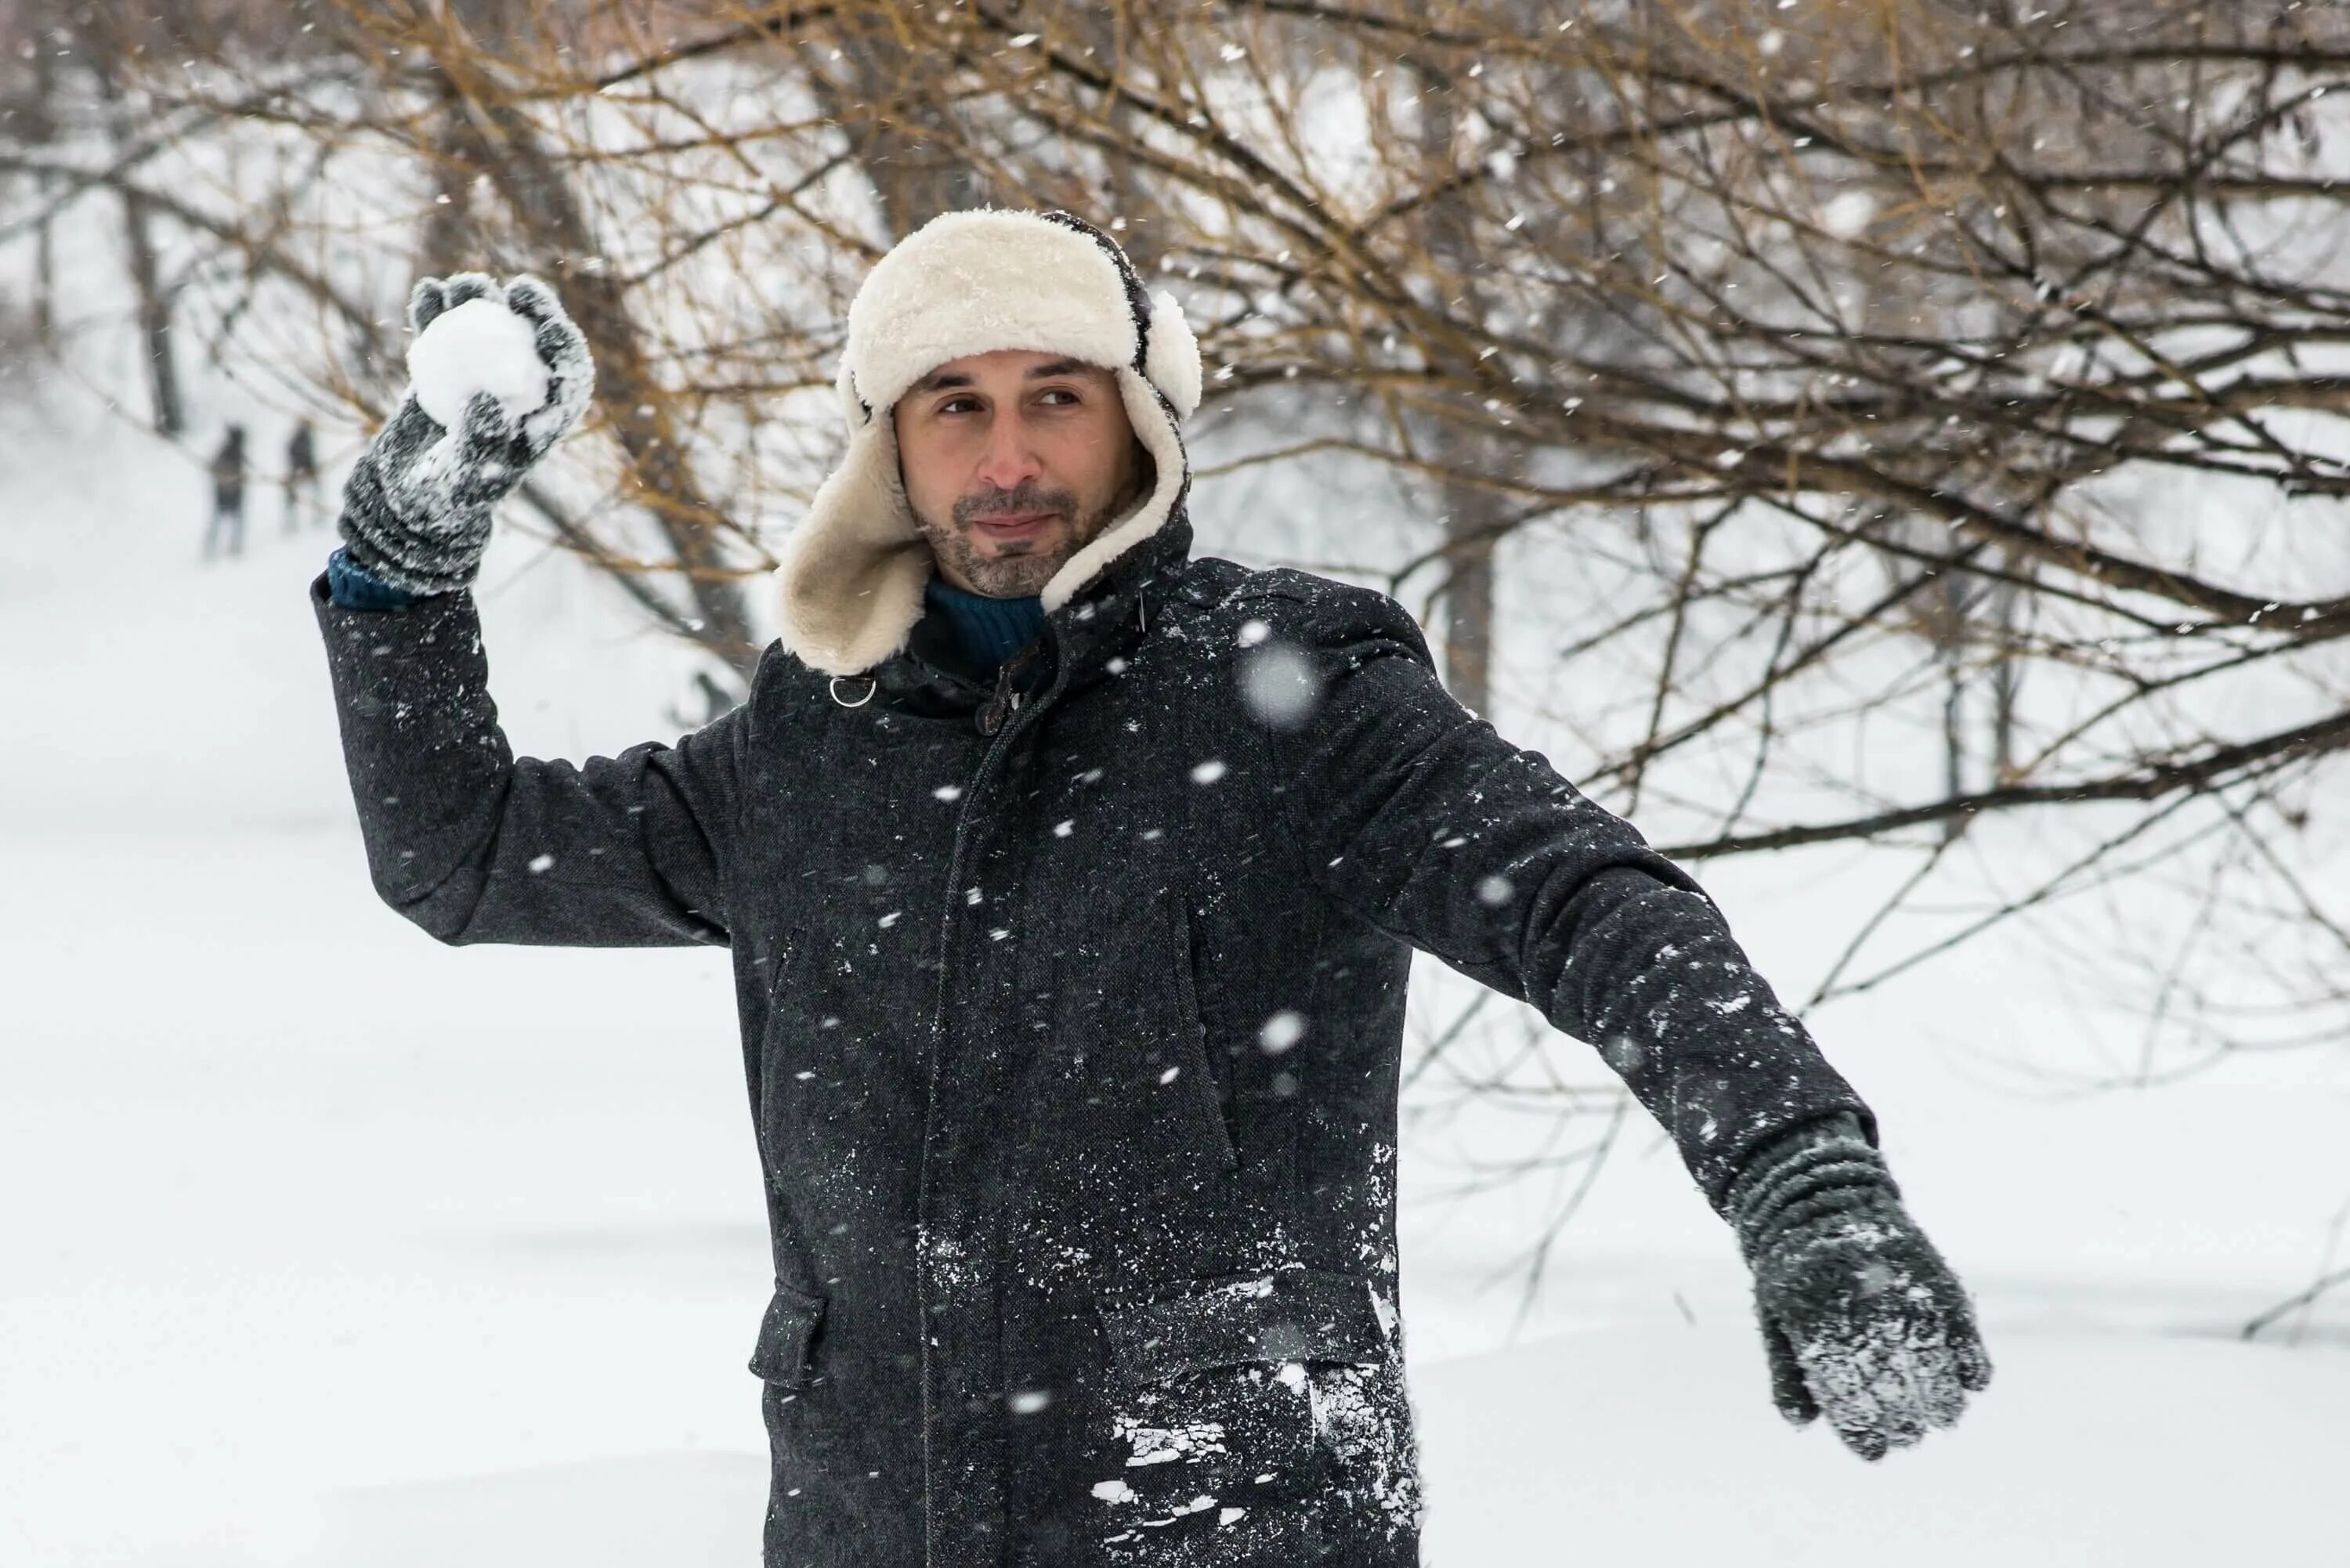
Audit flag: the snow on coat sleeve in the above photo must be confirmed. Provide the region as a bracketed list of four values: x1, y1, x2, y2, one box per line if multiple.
[309, 571, 743, 947]
[1250, 573, 1878, 1212]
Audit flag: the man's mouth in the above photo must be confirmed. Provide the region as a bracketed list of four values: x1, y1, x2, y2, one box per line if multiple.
[971, 511, 1058, 540]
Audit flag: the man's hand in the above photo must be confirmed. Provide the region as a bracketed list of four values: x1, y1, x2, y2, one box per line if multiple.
[1725, 1114, 1993, 1461]
[337, 272, 595, 597]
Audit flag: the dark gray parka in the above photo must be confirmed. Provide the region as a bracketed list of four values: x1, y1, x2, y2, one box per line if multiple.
[313, 504, 1875, 1567]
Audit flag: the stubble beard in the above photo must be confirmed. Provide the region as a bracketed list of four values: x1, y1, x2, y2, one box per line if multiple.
[917, 477, 1133, 598]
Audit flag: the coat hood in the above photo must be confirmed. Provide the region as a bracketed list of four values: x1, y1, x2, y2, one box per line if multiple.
[772, 208, 1202, 677]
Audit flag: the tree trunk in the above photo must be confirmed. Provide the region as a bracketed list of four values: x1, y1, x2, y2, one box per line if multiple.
[418, 77, 494, 277]
[1437, 502, 1496, 714]
[813, 27, 987, 236]
[802, 22, 990, 238]
[1419, 65, 1499, 716]
[428, 65, 760, 675]
[84, 45, 183, 436]
[27, 23, 60, 352]
[118, 183, 183, 436]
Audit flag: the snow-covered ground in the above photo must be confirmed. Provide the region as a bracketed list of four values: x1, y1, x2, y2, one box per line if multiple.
[5, 379, 2348, 1567]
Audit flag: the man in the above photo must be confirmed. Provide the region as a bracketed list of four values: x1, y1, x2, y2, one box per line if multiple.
[201, 422, 247, 560]
[313, 209, 1990, 1567]
[282, 417, 323, 533]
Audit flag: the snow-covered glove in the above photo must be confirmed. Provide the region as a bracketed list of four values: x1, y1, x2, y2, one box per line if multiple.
[1725, 1113, 1993, 1461]
[336, 272, 595, 596]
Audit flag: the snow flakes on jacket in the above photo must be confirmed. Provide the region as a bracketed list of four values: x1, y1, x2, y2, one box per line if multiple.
[313, 504, 1874, 1566]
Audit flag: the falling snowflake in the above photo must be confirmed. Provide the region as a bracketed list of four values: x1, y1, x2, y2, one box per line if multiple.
[1239, 643, 1321, 728]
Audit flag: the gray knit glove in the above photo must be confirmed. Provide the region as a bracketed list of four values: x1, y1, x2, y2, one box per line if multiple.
[1724, 1113, 1993, 1461]
[337, 272, 595, 596]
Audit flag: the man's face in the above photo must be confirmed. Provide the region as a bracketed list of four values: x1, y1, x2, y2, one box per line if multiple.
[893, 348, 1144, 598]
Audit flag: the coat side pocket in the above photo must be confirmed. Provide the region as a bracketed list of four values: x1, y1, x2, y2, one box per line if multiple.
[748, 1279, 827, 1388]
[1096, 1266, 1388, 1382]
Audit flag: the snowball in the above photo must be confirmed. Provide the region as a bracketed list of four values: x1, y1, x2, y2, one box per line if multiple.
[408, 297, 551, 429]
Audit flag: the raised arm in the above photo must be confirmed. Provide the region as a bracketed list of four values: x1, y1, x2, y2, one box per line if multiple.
[313, 573, 747, 947]
[313, 269, 746, 948]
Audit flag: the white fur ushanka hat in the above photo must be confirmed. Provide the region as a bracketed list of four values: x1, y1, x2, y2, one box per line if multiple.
[772, 208, 1203, 677]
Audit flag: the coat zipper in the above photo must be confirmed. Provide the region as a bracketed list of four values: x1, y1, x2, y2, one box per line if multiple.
[974, 641, 1040, 738]
[916, 627, 1067, 1568]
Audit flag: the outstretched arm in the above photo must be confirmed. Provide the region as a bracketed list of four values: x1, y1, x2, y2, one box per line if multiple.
[1256, 574, 1870, 1205]
[1256, 574, 1990, 1457]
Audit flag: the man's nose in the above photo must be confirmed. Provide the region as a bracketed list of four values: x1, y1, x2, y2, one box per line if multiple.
[973, 411, 1043, 493]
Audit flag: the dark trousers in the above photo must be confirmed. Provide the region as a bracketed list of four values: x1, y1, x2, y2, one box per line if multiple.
[202, 499, 245, 559]
[282, 473, 324, 533]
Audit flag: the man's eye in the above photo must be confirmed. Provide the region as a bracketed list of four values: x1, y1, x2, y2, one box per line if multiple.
[1037, 388, 1079, 406]
[938, 397, 980, 415]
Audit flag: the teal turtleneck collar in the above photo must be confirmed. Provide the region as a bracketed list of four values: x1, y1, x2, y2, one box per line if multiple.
[921, 575, 1047, 677]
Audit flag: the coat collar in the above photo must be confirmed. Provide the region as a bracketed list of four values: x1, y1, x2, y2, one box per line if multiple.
[856, 507, 1196, 717]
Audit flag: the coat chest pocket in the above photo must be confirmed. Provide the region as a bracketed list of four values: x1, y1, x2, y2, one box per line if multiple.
[1159, 892, 1238, 1174]
[1049, 886, 1238, 1179]
[748, 1279, 826, 1388]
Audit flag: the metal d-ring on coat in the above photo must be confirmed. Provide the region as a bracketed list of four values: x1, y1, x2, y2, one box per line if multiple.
[311, 507, 1875, 1566]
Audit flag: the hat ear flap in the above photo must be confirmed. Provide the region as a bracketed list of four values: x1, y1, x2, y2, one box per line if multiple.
[1144, 290, 1202, 421]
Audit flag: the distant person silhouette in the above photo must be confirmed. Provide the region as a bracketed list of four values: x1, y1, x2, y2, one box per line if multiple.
[282, 418, 323, 533]
[202, 425, 248, 561]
